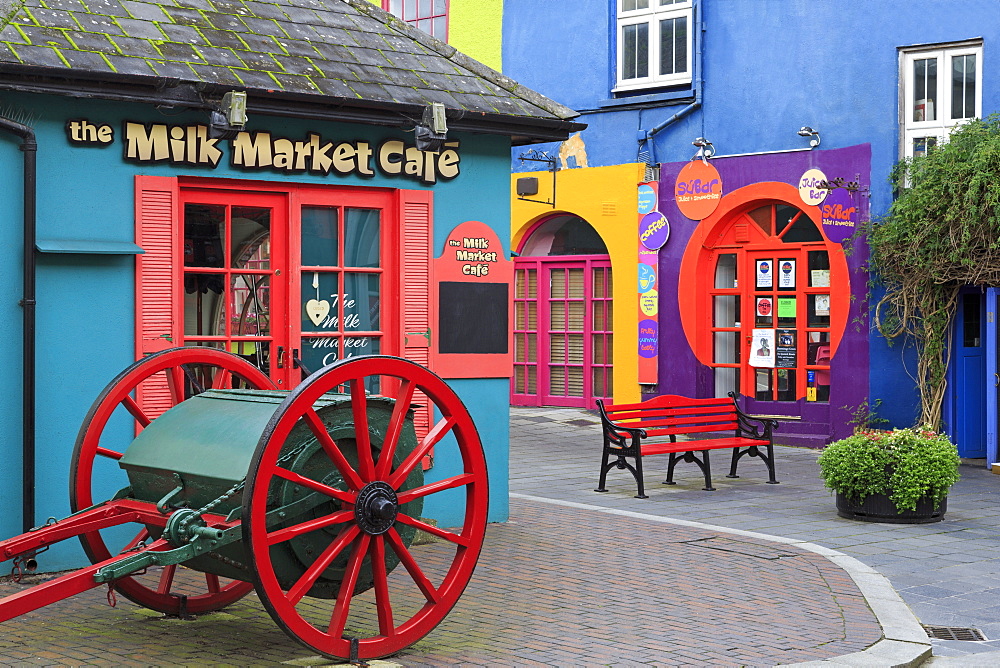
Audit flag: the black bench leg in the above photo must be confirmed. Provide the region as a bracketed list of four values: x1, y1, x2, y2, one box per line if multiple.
[764, 443, 779, 484]
[727, 448, 741, 479]
[663, 453, 679, 485]
[595, 450, 612, 492]
[700, 450, 715, 491]
[633, 452, 648, 499]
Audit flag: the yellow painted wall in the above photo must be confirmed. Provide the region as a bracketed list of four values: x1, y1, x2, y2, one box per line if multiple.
[512, 163, 648, 404]
[368, 0, 502, 71]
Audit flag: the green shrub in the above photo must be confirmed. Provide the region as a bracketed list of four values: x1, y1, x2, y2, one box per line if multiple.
[817, 427, 960, 511]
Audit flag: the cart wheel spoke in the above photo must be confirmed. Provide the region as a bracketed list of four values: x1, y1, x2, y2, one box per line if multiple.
[396, 473, 477, 505]
[303, 409, 364, 491]
[388, 415, 457, 489]
[121, 394, 152, 428]
[328, 534, 370, 637]
[385, 527, 440, 603]
[375, 379, 415, 480]
[395, 514, 470, 547]
[370, 535, 395, 637]
[349, 378, 375, 480]
[71, 347, 274, 615]
[205, 572, 221, 594]
[287, 524, 361, 605]
[271, 466, 355, 505]
[157, 565, 176, 594]
[266, 510, 354, 547]
[166, 365, 187, 406]
[211, 369, 233, 390]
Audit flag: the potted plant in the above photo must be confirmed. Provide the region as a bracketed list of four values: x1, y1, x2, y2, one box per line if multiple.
[817, 427, 960, 523]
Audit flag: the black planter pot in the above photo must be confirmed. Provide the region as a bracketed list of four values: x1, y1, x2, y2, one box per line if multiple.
[835, 492, 947, 524]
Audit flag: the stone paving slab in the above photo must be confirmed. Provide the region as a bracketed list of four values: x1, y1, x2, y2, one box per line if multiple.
[0, 496, 881, 666]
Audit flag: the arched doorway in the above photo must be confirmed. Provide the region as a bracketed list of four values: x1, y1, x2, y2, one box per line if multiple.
[511, 214, 612, 408]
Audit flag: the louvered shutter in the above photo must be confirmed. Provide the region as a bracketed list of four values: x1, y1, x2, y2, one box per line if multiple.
[134, 176, 180, 419]
[397, 190, 434, 456]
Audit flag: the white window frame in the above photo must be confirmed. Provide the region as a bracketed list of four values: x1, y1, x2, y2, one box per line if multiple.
[900, 41, 982, 160]
[615, 0, 693, 93]
[383, 0, 448, 41]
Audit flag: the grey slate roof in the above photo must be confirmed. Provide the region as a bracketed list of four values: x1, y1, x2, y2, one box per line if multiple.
[0, 0, 583, 142]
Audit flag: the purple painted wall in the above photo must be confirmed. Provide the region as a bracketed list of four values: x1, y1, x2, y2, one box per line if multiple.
[654, 144, 872, 446]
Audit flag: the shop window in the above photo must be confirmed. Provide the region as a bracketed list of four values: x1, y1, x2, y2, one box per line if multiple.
[900, 41, 982, 159]
[384, 0, 448, 40]
[615, 0, 692, 93]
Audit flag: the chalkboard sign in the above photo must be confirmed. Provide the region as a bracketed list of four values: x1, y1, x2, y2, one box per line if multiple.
[438, 281, 509, 354]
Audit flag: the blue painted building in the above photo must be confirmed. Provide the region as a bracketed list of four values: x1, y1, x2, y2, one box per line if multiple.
[504, 0, 999, 456]
[0, 0, 583, 574]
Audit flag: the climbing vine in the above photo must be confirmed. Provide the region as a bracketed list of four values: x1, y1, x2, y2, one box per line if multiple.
[867, 114, 1000, 430]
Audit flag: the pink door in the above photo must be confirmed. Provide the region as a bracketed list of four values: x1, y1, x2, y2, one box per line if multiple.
[512, 257, 612, 407]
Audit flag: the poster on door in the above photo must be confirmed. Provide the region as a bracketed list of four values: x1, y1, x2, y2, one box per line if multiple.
[775, 329, 797, 368]
[756, 260, 773, 288]
[778, 260, 795, 289]
[749, 328, 776, 368]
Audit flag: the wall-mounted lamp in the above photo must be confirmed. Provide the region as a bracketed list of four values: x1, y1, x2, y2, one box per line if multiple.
[797, 126, 821, 148]
[208, 91, 247, 140]
[415, 102, 448, 152]
[692, 136, 714, 161]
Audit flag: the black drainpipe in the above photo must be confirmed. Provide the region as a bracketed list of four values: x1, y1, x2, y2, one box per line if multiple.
[0, 116, 37, 535]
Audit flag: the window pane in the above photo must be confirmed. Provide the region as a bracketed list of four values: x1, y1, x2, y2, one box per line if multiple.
[623, 23, 648, 79]
[777, 368, 796, 402]
[230, 274, 269, 337]
[432, 15, 446, 37]
[389, 0, 402, 13]
[184, 273, 224, 335]
[913, 136, 938, 157]
[301, 271, 340, 333]
[418, 0, 431, 16]
[622, 0, 650, 10]
[913, 57, 937, 122]
[713, 332, 740, 364]
[344, 208, 380, 267]
[714, 253, 737, 288]
[184, 204, 225, 268]
[951, 54, 976, 120]
[344, 273, 380, 332]
[301, 207, 338, 267]
[433, 0, 446, 12]
[230, 207, 270, 270]
[660, 17, 686, 75]
[713, 295, 740, 327]
[963, 293, 981, 347]
[404, 0, 416, 17]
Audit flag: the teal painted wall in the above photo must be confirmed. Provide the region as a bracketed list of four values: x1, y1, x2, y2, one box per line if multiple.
[0, 90, 510, 570]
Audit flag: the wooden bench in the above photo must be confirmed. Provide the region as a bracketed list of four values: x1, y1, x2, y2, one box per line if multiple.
[595, 393, 779, 498]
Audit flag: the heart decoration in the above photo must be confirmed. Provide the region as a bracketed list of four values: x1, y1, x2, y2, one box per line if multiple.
[305, 299, 330, 327]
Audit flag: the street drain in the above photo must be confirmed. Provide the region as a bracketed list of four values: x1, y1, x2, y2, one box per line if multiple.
[923, 625, 987, 641]
[681, 536, 801, 560]
[564, 419, 598, 426]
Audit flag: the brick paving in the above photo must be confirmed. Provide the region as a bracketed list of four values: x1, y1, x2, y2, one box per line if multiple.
[0, 405, 928, 666]
[0, 496, 881, 666]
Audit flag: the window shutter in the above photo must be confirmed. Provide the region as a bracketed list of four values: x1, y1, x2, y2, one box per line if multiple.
[397, 189, 434, 455]
[134, 176, 180, 419]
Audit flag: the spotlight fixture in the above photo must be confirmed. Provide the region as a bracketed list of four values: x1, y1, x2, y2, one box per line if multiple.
[797, 126, 821, 148]
[415, 102, 448, 152]
[208, 91, 248, 140]
[691, 136, 714, 161]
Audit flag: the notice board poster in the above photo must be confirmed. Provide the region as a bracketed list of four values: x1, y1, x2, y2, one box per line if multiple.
[432, 220, 513, 378]
[749, 328, 775, 368]
[775, 329, 797, 368]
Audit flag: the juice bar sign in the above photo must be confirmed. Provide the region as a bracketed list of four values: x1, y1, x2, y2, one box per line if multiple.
[66, 119, 461, 185]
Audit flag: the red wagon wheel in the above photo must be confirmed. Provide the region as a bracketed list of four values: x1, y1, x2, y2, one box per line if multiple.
[243, 356, 488, 661]
[70, 347, 276, 614]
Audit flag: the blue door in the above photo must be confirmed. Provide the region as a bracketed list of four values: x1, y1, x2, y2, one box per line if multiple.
[949, 289, 987, 458]
[987, 288, 999, 466]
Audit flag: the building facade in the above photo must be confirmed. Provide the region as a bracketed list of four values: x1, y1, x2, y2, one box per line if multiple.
[0, 0, 581, 569]
[504, 0, 999, 452]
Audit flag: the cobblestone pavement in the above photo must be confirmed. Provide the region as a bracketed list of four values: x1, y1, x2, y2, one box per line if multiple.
[1, 405, 995, 665]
